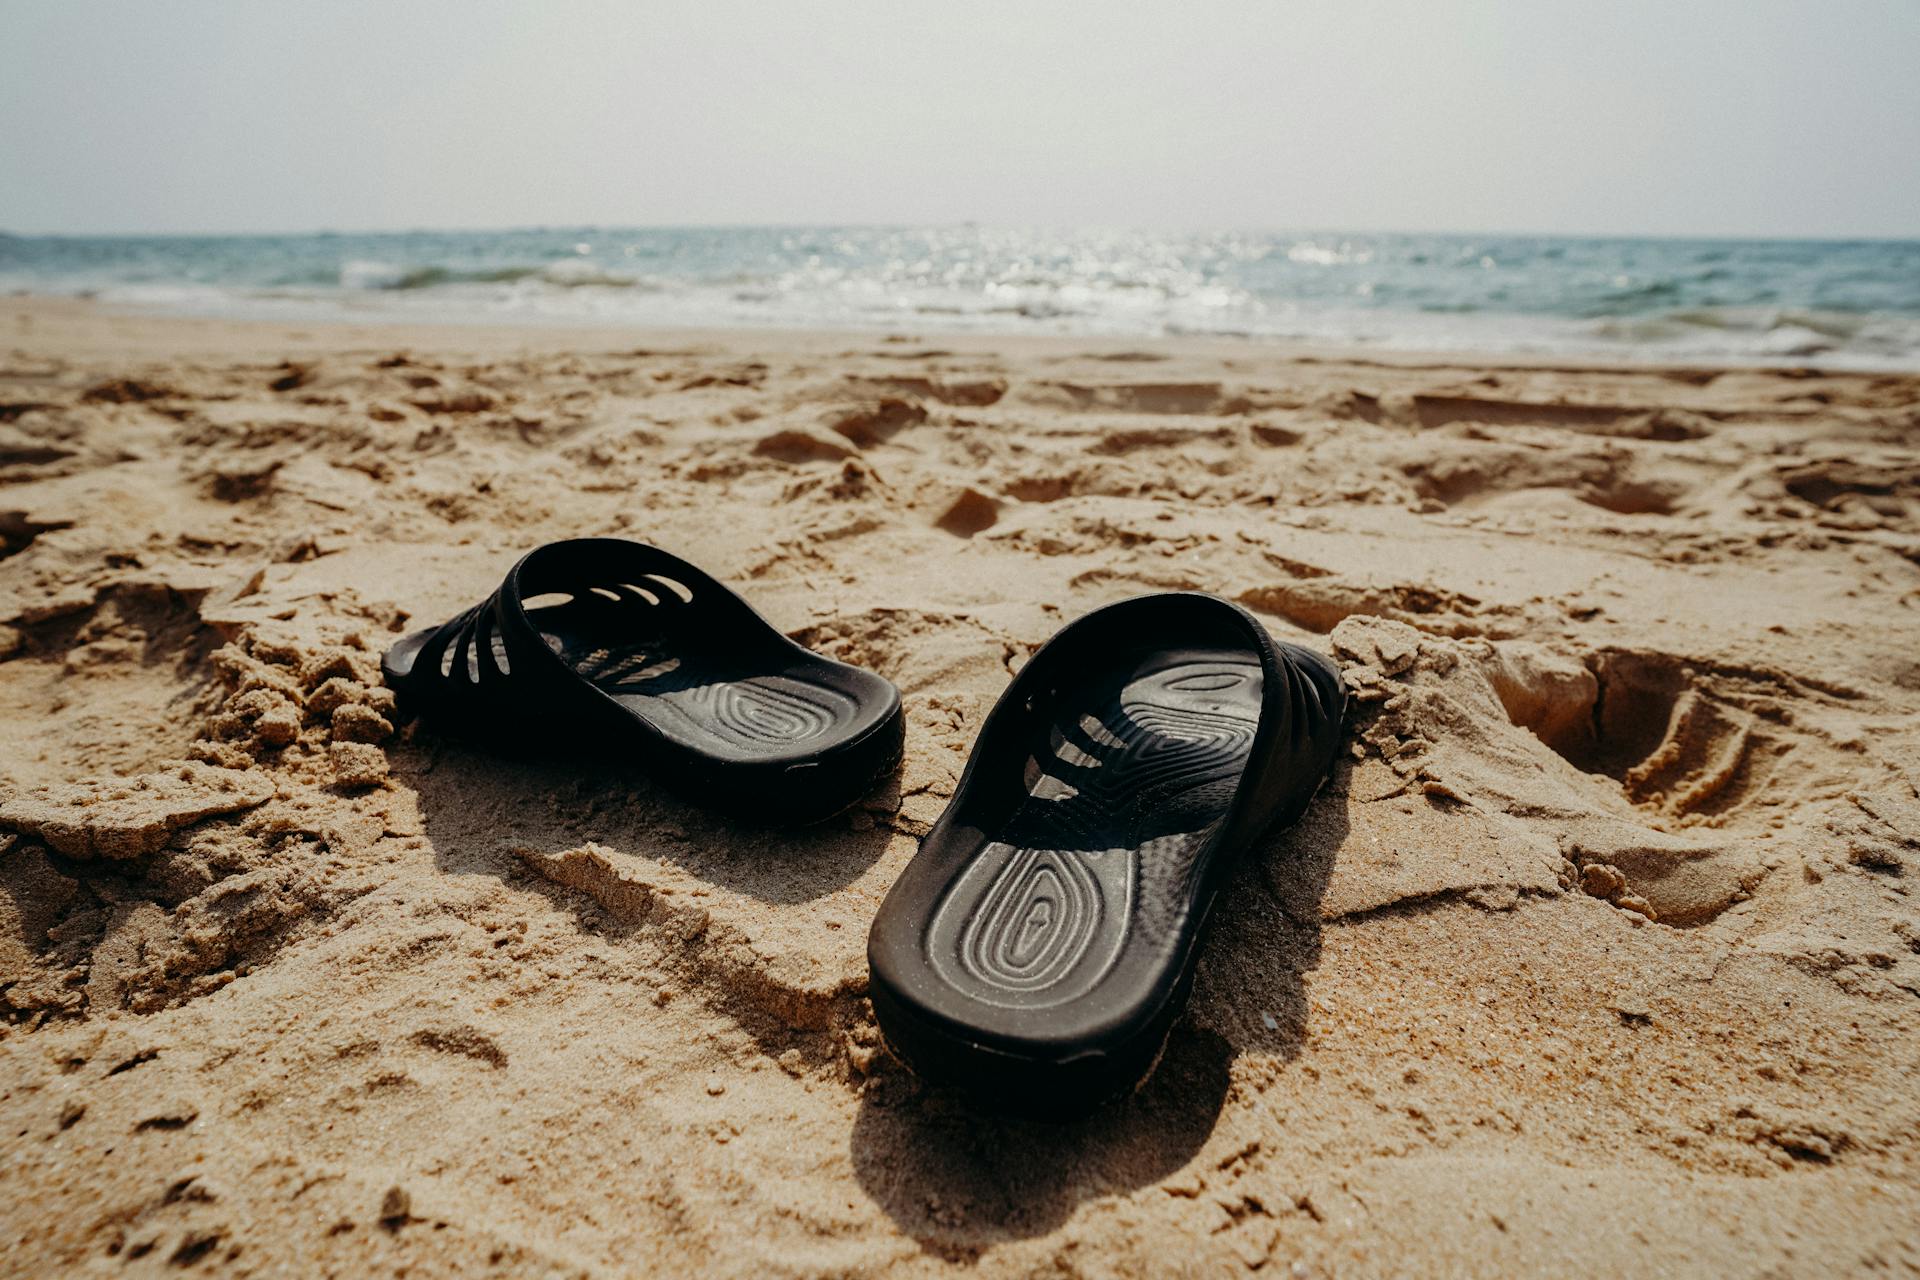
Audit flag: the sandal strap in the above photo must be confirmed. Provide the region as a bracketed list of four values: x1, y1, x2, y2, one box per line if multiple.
[492, 538, 754, 692]
[402, 537, 764, 714]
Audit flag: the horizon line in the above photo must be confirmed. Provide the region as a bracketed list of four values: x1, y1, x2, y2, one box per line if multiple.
[4, 221, 1918, 245]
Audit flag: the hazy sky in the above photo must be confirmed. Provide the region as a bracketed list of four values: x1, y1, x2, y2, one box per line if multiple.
[3, 0, 1916, 238]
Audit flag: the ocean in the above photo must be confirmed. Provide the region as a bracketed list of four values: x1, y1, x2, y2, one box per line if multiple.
[4, 226, 1917, 368]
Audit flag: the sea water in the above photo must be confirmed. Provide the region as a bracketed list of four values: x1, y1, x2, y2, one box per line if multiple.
[3, 226, 1916, 368]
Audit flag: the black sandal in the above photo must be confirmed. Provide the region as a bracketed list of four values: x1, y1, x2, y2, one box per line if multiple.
[382, 537, 904, 823]
[866, 593, 1346, 1116]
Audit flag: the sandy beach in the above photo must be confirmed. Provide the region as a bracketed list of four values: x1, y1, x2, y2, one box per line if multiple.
[2, 295, 1917, 1276]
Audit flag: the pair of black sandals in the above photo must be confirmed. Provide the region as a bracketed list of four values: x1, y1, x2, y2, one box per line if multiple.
[383, 537, 1348, 1116]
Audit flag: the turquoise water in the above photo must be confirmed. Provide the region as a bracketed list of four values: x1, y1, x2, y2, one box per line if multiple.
[3, 226, 1917, 367]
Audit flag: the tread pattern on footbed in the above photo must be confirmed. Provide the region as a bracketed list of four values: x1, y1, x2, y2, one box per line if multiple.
[867, 593, 1348, 1117]
[925, 655, 1262, 1011]
[573, 640, 852, 753]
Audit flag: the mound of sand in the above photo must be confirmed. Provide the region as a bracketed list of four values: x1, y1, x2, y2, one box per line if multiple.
[2, 298, 1917, 1276]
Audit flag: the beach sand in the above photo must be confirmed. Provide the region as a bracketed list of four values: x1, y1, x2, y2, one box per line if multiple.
[2, 296, 1917, 1276]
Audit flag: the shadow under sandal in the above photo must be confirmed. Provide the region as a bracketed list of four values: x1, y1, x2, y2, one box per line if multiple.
[866, 592, 1346, 1118]
[381, 537, 904, 824]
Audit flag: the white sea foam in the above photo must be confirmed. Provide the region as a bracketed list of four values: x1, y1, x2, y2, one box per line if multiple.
[338, 259, 416, 290]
